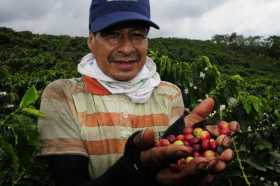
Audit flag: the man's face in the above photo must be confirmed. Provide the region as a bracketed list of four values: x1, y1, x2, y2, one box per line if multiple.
[88, 22, 149, 81]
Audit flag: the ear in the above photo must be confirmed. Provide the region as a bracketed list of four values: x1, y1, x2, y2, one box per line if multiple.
[87, 32, 95, 52]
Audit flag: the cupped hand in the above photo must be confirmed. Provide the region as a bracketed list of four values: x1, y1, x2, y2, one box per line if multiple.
[184, 97, 240, 136]
[132, 128, 215, 186]
[133, 97, 240, 186]
[182, 97, 239, 184]
[156, 156, 216, 186]
[133, 128, 193, 168]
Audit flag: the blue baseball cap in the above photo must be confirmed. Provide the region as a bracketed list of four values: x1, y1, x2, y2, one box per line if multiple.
[89, 0, 160, 32]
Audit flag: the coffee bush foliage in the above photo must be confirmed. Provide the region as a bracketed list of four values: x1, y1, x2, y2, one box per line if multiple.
[1, 28, 279, 185]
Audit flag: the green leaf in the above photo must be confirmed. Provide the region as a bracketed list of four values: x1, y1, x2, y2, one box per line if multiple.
[244, 159, 267, 172]
[274, 109, 280, 120]
[22, 108, 45, 118]
[0, 136, 19, 173]
[243, 101, 252, 114]
[269, 151, 280, 159]
[19, 85, 39, 108]
[255, 140, 272, 151]
[239, 144, 248, 152]
[231, 74, 243, 81]
[249, 95, 263, 113]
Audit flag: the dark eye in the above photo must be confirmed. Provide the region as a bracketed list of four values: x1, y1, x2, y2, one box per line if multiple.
[131, 31, 147, 39]
[100, 31, 120, 39]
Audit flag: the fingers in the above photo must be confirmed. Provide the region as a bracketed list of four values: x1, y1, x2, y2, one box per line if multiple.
[219, 148, 234, 162]
[207, 148, 233, 173]
[216, 134, 232, 148]
[133, 128, 156, 150]
[211, 160, 226, 173]
[205, 120, 241, 137]
[156, 157, 210, 185]
[179, 157, 210, 176]
[140, 144, 192, 167]
[229, 121, 241, 134]
[197, 174, 216, 186]
[205, 125, 220, 136]
[184, 97, 215, 127]
[156, 156, 228, 186]
[160, 148, 234, 183]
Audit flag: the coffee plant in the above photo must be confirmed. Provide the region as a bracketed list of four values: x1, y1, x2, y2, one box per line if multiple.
[0, 33, 279, 185]
[0, 86, 50, 186]
[151, 51, 280, 186]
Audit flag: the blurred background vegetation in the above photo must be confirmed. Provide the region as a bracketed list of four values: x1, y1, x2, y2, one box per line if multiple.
[0, 27, 279, 186]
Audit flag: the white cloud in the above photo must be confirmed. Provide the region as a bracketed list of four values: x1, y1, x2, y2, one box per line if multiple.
[197, 0, 280, 38]
[0, 0, 56, 22]
[0, 0, 90, 36]
[0, 0, 279, 39]
[150, 0, 227, 19]
[150, 0, 280, 39]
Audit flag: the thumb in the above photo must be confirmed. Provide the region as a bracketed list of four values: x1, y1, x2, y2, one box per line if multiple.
[185, 97, 215, 127]
[133, 128, 156, 150]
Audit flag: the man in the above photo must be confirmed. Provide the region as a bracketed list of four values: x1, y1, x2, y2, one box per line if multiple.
[38, 0, 236, 185]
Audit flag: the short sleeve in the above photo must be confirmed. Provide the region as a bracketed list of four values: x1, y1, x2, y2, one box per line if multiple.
[38, 80, 88, 157]
[168, 83, 185, 125]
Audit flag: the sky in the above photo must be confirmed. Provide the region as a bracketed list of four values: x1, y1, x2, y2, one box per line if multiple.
[0, 0, 279, 40]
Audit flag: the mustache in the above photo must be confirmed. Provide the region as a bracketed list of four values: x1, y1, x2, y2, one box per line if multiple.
[108, 52, 140, 63]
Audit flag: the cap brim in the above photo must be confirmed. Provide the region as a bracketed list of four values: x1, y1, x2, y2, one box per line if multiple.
[90, 11, 159, 32]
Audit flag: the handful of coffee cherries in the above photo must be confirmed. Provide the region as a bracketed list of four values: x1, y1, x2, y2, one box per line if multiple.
[156, 120, 240, 172]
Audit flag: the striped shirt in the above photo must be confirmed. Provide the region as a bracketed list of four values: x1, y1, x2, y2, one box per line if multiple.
[38, 76, 185, 178]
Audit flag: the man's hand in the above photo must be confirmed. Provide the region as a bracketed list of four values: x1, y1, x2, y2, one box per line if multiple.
[133, 128, 193, 170]
[132, 128, 216, 186]
[155, 97, 217, 185]
[184, 97, 216, 127]
[132, 97, 240, 186]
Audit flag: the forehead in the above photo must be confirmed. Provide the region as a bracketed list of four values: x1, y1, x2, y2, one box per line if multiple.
[101, 20, 150, 32]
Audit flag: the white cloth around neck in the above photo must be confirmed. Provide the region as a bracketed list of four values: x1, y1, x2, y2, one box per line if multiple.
[77, 53, 161, 103]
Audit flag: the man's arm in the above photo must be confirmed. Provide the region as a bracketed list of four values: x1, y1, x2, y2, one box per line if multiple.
[47, 155, 91, 186]
[46, 129, 192, 186]
[45, 131, 160, 186]
[47, 155, 157, 186]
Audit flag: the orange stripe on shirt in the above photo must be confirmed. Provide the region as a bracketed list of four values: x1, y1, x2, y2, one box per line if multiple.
[40, 138, 88, 156]
[85, 139, 127, 155]
[131, 114, 169, 128]
[78, 112, 169, 128]
[82, 76, 111, 95]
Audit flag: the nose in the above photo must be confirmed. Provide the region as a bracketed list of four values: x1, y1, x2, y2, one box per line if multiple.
[117, 33, 136, 55]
